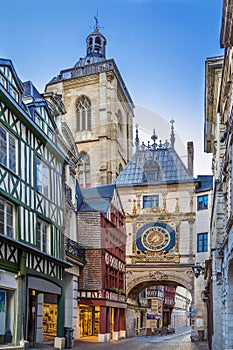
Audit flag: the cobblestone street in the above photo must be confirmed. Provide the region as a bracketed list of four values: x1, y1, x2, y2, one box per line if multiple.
[72, 328, 209, 350]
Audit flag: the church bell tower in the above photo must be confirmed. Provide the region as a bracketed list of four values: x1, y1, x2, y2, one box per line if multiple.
[45, 18, 134, 187]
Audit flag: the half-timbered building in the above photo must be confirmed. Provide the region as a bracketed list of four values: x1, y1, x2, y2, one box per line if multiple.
[0, 59, 71, 348]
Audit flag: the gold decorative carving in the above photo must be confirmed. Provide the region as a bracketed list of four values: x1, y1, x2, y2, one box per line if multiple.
[130, 251, 180, 263]
[175, 198, 180, 213]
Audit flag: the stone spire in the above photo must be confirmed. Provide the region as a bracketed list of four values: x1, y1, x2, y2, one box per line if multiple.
[170, 119, 175, 149]
[135, 124, 140, 151]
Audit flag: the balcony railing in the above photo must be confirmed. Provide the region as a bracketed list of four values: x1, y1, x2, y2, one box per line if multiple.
[65, 236, 86, 263]
[57, 59, 133, 106]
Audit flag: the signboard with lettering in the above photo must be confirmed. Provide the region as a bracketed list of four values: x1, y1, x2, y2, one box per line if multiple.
[105, 252, 125, 272]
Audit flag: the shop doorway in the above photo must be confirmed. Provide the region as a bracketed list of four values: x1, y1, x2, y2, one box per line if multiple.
[27, 291, 58, 346]
[79, 305, 100, 337]
[43, 294, 58, 339]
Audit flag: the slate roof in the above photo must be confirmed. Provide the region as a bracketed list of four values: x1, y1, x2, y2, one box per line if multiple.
[79, 184, 115, 213]
[23, 81, 42, 100]
[115, 147, 194, 186]
[195, 175, 213, 193]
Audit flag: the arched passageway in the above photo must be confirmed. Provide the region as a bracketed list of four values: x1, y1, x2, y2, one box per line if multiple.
[125, 266, 195, 338]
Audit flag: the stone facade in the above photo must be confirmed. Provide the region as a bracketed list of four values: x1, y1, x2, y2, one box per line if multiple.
[115, 127, 212, 339]
[204, 2, 233, 348]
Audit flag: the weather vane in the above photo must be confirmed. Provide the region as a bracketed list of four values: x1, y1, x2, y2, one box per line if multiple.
[92, 11, 103, 32]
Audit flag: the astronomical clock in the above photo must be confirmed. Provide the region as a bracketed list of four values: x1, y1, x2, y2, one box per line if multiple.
[133, 220, 180, 263]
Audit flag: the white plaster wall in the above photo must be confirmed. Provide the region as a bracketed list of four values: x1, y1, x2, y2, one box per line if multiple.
[64, 274, 79, 339]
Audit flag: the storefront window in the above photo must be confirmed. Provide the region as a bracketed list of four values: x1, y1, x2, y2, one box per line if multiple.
[43, 294, 58, 338]
[94, 307, 100, 335]
[0, 289, 15, 344]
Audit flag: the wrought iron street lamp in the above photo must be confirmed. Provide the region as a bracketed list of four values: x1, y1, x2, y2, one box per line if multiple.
[192, 262, 205, 278]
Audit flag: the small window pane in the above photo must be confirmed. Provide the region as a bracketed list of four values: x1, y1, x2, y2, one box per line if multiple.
[197, 195, 208, 211]
[38, 220, 50, 253]
[197, 233, 208, 252]
[143, 195, 159, 208]
[36, 158, 50, 198]
[0, 197, 14, 237]
[9, 85, 18, 102]
[9, 135, 16, 172]
[0, 125, 17, 173]
[0, 73, 6, 88]
[0, 126, 7, 167]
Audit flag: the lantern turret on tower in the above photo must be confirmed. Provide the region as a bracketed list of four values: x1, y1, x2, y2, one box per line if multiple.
[74, 17, 107, 67]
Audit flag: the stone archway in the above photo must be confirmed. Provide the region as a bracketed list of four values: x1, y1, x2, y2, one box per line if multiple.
[126, 265, 194, 299]
[125, 265, 194, 337]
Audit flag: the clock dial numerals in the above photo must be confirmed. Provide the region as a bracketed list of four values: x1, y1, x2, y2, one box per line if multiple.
[136, 222, 176, 254]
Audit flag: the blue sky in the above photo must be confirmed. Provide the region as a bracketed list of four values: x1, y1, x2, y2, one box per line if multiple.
[1, 0, 223, 175]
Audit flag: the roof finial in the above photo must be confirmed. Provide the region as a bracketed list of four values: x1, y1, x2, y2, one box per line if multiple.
[135, 124, 140, 151]
[94, 11, 100, 32]
[170, 118, 175, 149]
[151, 127, 158, 149]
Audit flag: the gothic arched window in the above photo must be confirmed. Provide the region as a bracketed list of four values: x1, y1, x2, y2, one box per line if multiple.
[76, 96, 91, 131]
[78, 153, 91, 188]
[117, 110, 123, 132]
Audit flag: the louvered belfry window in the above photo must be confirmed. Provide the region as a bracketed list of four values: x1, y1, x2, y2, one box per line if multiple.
[76, 96, 91, 131]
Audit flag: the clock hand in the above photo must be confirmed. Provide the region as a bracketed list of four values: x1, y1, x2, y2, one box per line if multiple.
[151, 235, 159, 243]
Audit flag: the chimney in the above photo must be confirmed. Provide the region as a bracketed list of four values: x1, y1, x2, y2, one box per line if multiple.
[187, 141, 194, 176]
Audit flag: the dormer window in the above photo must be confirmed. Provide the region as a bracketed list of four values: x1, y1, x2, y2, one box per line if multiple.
[0, 66, 20, 103]
[143, 159, 161, 182]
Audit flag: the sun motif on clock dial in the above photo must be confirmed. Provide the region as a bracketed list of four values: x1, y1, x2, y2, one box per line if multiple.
[146, 230, 165, 247]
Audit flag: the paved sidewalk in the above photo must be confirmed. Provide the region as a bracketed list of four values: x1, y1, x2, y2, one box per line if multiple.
[74, 326, 209, 349]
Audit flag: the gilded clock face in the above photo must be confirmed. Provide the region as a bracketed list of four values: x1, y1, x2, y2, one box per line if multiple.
[136, 222, 176, 253]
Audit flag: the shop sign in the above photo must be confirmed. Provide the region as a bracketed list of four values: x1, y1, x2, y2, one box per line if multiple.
[0, 290, 6, 335]
[91, 291, 103, 298]
[146, 289, 158, 298]
[105, 252, 125, 272]
[104, 290, 126, 302]
[79, 290, 126, 303]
